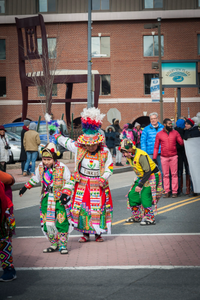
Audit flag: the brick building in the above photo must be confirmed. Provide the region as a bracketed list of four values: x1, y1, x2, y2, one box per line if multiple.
[0, 0, 200, 129]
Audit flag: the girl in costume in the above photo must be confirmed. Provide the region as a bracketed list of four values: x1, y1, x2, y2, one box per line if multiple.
[55, 107, 113, 243]
[120, 139, 163, 225]
[0, 172, 16, 282]
[19, 143, 74, 254]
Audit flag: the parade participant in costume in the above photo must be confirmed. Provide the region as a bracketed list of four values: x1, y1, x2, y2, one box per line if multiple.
[19, 143, 74, 254]
[55, 107, 113, 243]
[120, 139, 163, 225]
[0, 178, 16, 282]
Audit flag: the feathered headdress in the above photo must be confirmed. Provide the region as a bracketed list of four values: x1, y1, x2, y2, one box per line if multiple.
[77, 107, 105, 145]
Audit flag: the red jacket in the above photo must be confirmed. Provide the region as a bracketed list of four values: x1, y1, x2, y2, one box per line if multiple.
[153, 129, 183, 159]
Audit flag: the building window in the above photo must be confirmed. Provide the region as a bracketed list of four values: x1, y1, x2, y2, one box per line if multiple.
[37, 38, 57, 59]
[38, 84, 57, 97]
[39, 0, 56, 13]
[198, 73, 200, 93]
[100, 75, 110, 95]
[198, 0, 200, 7]
[144, 74, 159, 95]
[143, 35, 164, 57]
[0, 0, 5, 13]
[0, 39, 6, 60]
[197, 35, 200, 55]
[92, 37, 110, 57]
[92, 0, 109, 10]
[144, 0, 163, 9]
[0, 77, 6, 97]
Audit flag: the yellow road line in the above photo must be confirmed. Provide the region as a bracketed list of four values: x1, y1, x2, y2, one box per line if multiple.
[112, 196, 200, 226]
[158, 198, 200, 214]
[157, 196, 199, 211]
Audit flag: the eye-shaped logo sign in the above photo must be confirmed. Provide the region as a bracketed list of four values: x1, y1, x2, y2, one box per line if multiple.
[169, 72, 187, 82]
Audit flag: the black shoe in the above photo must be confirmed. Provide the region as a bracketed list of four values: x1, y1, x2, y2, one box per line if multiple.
[118, 163, 124, 166]
[115, 163, 119, 166]
[0, 267, 17, 282]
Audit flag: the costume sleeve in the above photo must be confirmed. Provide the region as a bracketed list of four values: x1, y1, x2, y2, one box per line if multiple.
[153, 134, 160, 159]
[55, 133, 77, 153]
[140, 129, 147, 152]
[99, 149, 113, 184]
[61, 165, 74, 196]
[25, 166, 40, 189]
[138, 155, 152, 188]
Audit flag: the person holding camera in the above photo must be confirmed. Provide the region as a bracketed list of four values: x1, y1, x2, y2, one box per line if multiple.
[0, 125, 10, 172]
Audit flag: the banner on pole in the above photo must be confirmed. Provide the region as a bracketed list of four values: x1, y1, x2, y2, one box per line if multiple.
[150, 78, 160, 102]
[184, 137, 200, 193]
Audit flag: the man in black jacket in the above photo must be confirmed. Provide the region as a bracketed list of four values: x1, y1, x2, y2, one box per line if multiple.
[19, 120, 30, 174]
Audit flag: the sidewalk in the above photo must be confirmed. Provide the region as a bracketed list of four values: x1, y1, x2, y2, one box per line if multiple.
[13, 234, 200, 268]
[7, 156, 131, 190]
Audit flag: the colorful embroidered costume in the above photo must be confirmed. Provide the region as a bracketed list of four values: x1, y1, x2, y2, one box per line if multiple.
[0, 179, 16, 281]
[55, 108, 113, 240]
[20, 143, 74, 253]
[120, 139, 163, 225]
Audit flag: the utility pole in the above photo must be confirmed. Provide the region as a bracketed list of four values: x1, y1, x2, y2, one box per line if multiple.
[87, 0, 92, 108]
[157, 18, 163, 123]
[144, 18, 163, 123]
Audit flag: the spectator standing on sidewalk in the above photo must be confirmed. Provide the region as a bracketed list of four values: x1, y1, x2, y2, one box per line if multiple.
[0, 126, 10, 172]
[23, 122, 41, 176]
[122, 124, 137, 143]
[19, 120, 30, 175]
[141, 112, 164, 177]
[153, 118, 184, 198]
[133, 122, 143, 148]
[174, 119, 190, 195]
[112, 119, 123, 166]
[105, 126, 116, 156]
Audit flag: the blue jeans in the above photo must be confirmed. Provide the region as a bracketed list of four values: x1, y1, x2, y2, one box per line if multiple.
[24, 151, 38, 174]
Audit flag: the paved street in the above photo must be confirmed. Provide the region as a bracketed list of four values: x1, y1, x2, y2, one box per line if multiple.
[1, 170, 200, 300]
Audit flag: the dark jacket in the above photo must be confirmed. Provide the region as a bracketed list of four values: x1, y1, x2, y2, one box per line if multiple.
[112, 118, 121, 133]
[183, 126, 200, 140]
[20, 127, 28, 161]
[174, 126, 185, 154]
[105, 126, 116, 148]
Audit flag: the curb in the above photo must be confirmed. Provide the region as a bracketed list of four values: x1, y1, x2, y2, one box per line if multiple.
[12, 166, 132, 191]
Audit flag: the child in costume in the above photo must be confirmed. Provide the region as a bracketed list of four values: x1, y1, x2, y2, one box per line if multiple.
[120, 139, 163, 225]
[19, 143, 74, 254]
[55, 107, 113, 243]
[0, 172, 16, 282]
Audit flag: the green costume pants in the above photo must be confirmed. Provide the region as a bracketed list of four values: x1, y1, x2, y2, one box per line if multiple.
[41, 194, 69, 233]
[128, 173, 159, 208]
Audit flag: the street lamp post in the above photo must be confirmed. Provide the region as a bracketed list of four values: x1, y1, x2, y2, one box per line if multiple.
[144, 18, 163, 123]
[87, 0, 92, 108]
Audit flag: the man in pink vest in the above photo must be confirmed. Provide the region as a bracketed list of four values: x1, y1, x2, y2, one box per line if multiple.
[153, 118, 183, 198]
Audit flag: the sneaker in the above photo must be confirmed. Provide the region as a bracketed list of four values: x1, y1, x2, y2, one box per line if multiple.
[118, 163, 124, 166]
[0, 267, 17, 282]
[140, 219, 156, 226]
[115, 163, 119, 166]
[23, 172, 28, 176]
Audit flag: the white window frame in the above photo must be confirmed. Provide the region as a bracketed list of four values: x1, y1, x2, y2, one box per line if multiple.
[143, 35, 164, 57]
[37, 37, 57, 59]
[92, 36, 110, 58]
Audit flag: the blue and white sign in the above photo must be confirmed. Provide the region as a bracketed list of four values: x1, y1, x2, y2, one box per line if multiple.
[150, 78, 160, 102]
[162, 62, 197, 86]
